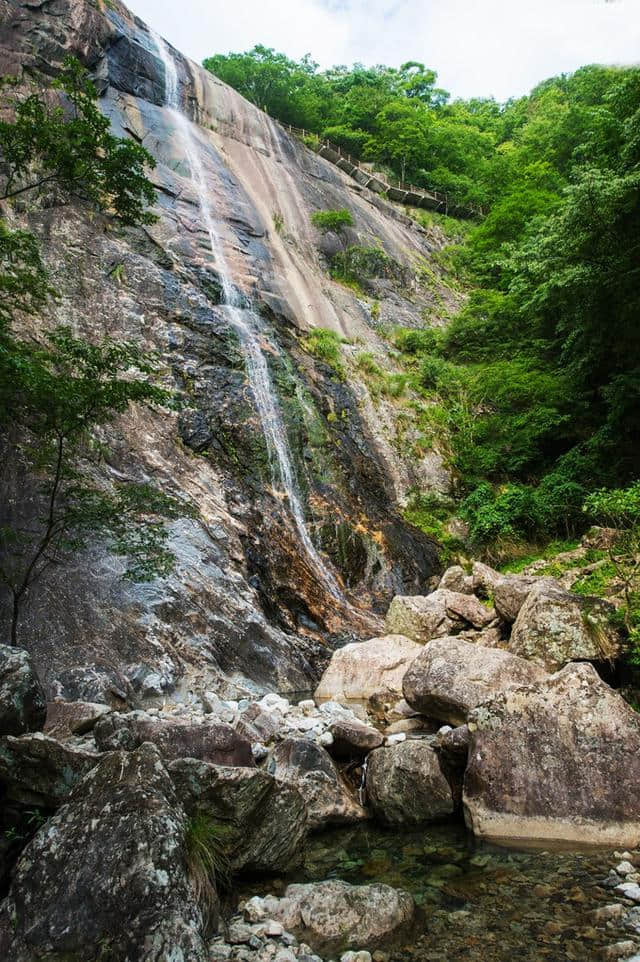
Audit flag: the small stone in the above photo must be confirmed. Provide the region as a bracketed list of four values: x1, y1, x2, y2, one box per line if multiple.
[593, 904, 626, 922]
[252, 742, 268, 761]
[616, 883, 640, 903]
[603, 942, 637, 961]
[299, 699, 316, 715]
[341, 953, 373, 962]
[274, 949, 297, 962]
[265, 921, 284, 937]
[318, 731, 334, 747]
[243, 896, 267, 922]
[238, 699, 251, 711]
[618, 862, 637, 877]
[385, 732, 406, 745]
[228, 921, 255, 943]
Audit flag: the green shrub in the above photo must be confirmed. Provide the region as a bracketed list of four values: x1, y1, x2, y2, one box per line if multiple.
[403, 491, 464, 566]
[311, 209, 354, 232]
[184, 815, 232, 933]
[303, 327, 347, 377]
[329, 245, 393, 287]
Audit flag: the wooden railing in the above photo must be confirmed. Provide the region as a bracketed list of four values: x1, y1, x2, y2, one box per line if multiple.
[277, 121, 483, 220]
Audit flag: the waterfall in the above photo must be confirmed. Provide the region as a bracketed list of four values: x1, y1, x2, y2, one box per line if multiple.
[151, 33, 344, 602]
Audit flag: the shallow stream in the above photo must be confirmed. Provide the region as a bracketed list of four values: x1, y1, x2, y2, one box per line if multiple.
[243, 819, 625, 961]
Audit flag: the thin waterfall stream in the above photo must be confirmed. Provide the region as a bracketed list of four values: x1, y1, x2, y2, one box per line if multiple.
[151, 33, 344, 603]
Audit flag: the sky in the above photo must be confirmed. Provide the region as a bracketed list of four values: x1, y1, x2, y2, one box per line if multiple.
[127, 0, 640, 102]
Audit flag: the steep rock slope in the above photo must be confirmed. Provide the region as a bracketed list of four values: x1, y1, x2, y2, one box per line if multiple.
[0, 0, 450, 701]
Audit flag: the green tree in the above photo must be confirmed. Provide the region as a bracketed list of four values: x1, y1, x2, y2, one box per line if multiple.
[0, 58, 194, 646]
[0, 330, 191, 646]
[0, 57, 156, 223]
[584, 483, 640, 656]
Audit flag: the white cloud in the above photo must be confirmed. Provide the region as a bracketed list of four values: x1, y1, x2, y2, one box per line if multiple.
[127, 0, 640, 100]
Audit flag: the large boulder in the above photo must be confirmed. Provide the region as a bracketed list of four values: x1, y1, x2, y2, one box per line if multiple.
[93, 710, 254, 766]
[0, 733, 98, 806]
[510, 582, 622, 669]
[464, 663, 640, 847]
[268, 737, 367, 830]
[365, 739, 454, 826]
[0, 645, 46, 736]
[0, 743, 208, 961]
[403, 636, 548, 726]
[314, 635, 421, 707]
[268, 880, 414, 954]
[169, 759, 307, 874]
[385, 590, 494, 644]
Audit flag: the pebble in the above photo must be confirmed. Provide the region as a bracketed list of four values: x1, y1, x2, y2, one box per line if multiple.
[299, 699, 316, 714]
[618, 862, 636, 877]
[318, 731, 334, 747]
[594, 904, 627, 922]
[385, 732, 406, 745]
[341, 953, 372, 962]
[616, 883, 640, 903]
[603, 941, 637, 960]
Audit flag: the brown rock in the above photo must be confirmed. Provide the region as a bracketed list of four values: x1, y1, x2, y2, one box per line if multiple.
[403, 636, 548, 726]
[44, 700, 111, 737]
[464, 663, 640, 847]
[438, 565, 473, 594]
[0, 732, 98, 806]
[327, 718, 384, 758]
[93, 710, 254, 766]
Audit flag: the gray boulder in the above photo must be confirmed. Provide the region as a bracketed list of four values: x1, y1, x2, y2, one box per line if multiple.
[268, 737, 367, 830]
[315, 635, 421, 707]
[0, 645, 46, 736]
[169, 758, 307, 873]
[268, 880, 414, 954]
[0, 743, 208, 961]
[94, 710, 254, 766]
[438, 565, 473, 594]
[471, 563, 568, 625]
[464, 663, 640, 847]
[403, 636, 548, 726]
[510, 582, 623, 669]
[365, 739, 454, 825]
[0, 732, 98, 806]
[385, 590, 494, 644]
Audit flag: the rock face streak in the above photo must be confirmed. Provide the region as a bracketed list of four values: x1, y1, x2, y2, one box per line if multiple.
[0, 0, 443, 700]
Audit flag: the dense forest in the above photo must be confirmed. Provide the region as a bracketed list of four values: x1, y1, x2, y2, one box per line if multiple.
[206, 49, 640, 556]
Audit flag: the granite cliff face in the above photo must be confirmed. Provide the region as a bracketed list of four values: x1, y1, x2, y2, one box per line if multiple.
[0, 0, 452, 703]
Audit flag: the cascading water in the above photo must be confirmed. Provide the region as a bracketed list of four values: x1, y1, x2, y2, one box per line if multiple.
[151, 33, 344, 602]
